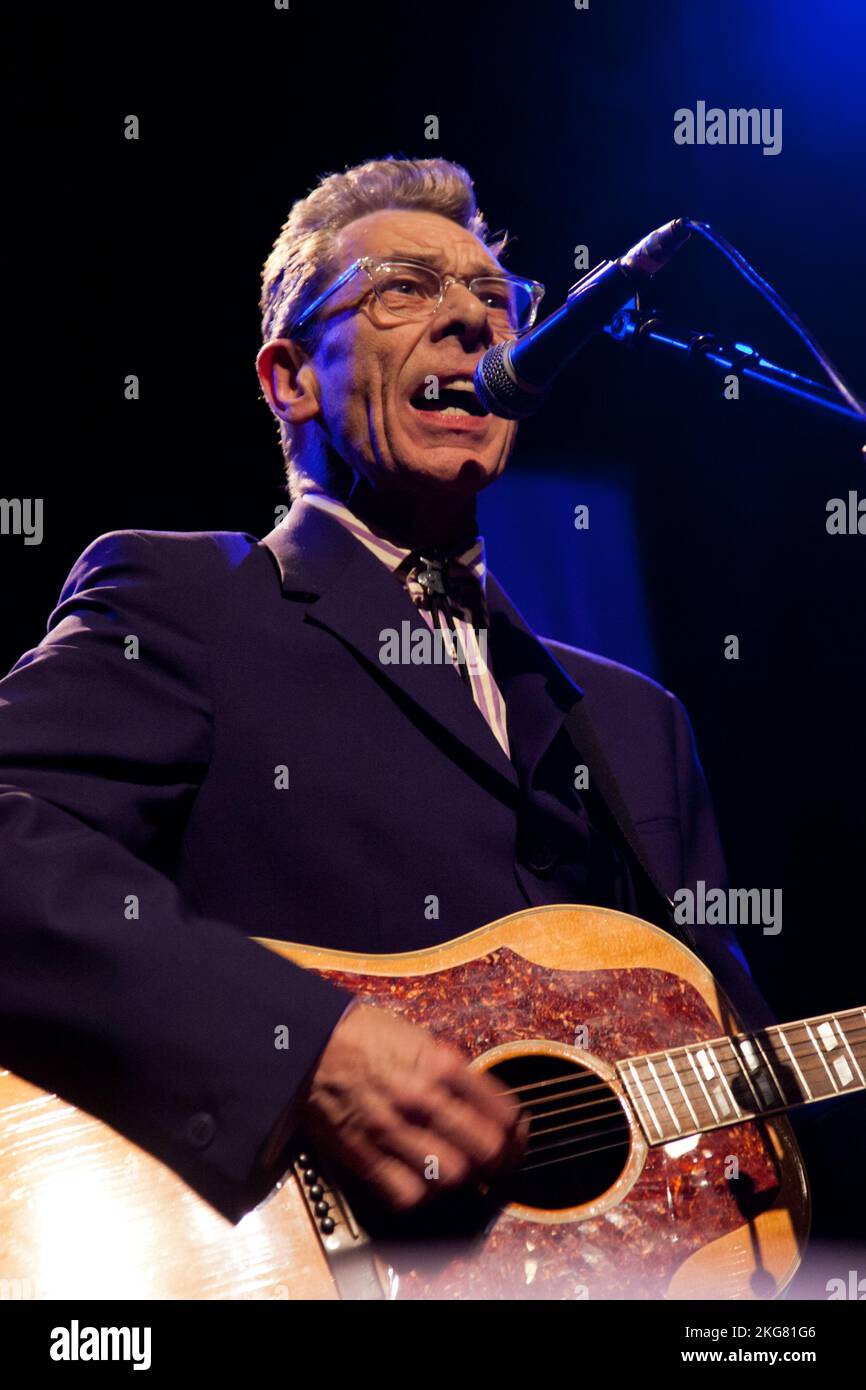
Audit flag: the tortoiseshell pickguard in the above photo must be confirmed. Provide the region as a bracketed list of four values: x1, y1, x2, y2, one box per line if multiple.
[317, 948, 784, 1300]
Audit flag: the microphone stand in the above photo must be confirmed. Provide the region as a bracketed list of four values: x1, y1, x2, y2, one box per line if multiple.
[604, 301, 865, 429]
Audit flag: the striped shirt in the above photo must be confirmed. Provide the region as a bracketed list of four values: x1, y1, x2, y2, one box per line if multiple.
[299, 487, 511, 760]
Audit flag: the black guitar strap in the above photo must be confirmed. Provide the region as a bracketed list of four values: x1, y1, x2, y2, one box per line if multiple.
[563, 699, 697, 951]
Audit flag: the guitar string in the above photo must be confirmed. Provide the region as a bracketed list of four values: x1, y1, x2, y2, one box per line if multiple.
[504, 1060, 863, 1142]
[496, 1033, 866, 1155]
[515, 1064, 865, 1173]
[527, 1088, 626, 1125]
[513, 1069, 863, 1159]
[508, 1037, 866, 1113]
[405, 1023, 864, 1180]
[500, 1023, 866, 1106]
[512, 1039, 866, 1113]
[522, 1119, 631, 1164]
[626, 1033, 866, 1101]
[525, 1108, 628, 1151]
[500, 1016, 866, 1094]
[347, 1018, 865, 1173]
[509, 1047, 864, 1137]
[521, 1135, 631, 1174]
[517, 1084, 821, 1162]
[499, 1018, 866, 1175]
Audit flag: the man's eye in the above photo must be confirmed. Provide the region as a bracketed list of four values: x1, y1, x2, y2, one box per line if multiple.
[476, 283, 516, 312]
[381, 274, 426, 296]
[480, 291, 510, 309]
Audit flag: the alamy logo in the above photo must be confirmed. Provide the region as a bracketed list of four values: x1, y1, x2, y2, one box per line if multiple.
[674, 102, 782, 156]
[0, 497, 43, 545]
[673, 880, 782, 935]
[49, 1320, 152, 1370]
[379, 620, 488, 673]
[826, 1269, 865, 1300]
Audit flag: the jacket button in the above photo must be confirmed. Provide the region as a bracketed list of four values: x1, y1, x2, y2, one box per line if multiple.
[186, 1112, 216, 1149]
[520, 837, 557, 875]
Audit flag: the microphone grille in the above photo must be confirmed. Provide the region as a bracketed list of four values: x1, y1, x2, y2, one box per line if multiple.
[474, 343, 546, 420]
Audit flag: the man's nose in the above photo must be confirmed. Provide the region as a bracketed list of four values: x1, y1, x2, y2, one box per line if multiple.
[429, 282, 492, 345]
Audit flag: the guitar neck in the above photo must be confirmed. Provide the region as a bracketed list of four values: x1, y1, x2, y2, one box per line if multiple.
[617, 1006, 866, 1145]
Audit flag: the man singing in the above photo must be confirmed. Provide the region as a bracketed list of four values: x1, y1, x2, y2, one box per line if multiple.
[0, 156, 773, 1225]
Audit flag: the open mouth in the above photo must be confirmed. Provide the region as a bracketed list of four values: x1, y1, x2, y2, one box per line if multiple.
[408, 380, 489, 419]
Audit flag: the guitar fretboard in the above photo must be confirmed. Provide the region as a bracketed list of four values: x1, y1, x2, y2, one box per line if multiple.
[617, 1007, 866, 1144]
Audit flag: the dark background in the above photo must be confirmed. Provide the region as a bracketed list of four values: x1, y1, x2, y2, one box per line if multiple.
[11, 0, 865, 1274]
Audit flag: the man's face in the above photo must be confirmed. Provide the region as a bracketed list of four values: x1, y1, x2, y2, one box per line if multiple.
[297, 209, 520, 500]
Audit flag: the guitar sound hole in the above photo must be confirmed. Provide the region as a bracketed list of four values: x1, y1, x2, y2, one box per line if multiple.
[487, 1054, 631, 1211]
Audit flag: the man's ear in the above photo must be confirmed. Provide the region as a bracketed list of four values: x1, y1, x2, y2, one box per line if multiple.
[256, 339, 321, 425]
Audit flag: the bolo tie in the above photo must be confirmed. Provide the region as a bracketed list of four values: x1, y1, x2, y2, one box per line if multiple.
[412, 550, 474, 688]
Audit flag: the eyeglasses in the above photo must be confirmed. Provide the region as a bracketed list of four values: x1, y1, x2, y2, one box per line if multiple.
[287, 256, 545, 340]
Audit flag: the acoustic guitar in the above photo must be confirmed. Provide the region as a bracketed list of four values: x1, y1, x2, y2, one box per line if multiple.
[1, 904, 863, 1300]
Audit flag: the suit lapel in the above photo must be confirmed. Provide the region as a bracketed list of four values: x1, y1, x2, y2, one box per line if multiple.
[484, 571, 584, 789]
[259, 502, 676, 915]
[259, 502, 518, 790]
[485, 573, 678, 924]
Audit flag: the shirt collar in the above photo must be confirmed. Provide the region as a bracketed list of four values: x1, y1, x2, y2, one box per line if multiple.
[298, 485, 487, 589]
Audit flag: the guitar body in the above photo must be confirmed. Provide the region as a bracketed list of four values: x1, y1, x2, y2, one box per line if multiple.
[0, 906, 809, 1300]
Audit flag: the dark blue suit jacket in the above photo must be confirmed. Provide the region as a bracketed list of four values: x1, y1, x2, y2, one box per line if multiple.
[0, 500, 773, 1221]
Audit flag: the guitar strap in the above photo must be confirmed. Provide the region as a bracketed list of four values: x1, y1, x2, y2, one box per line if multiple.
[562, 699, 697, 951]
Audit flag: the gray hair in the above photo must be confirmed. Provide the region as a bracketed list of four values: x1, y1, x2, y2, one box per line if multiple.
[259, 155, 507, 497]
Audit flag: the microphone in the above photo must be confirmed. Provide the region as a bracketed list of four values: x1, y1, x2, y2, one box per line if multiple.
[474, 218, 691, 419]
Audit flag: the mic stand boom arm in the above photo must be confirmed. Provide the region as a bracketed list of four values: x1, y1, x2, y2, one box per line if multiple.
[605, 302, 866, 428]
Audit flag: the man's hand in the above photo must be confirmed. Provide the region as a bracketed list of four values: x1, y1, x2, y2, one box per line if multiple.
[298, 1002, 528, 1212]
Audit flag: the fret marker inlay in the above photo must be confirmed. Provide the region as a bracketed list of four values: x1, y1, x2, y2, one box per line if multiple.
[617, 1005, 865, 1148]
[833, 1057, 854, 1088]
[817, 1021, 837, 1050]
